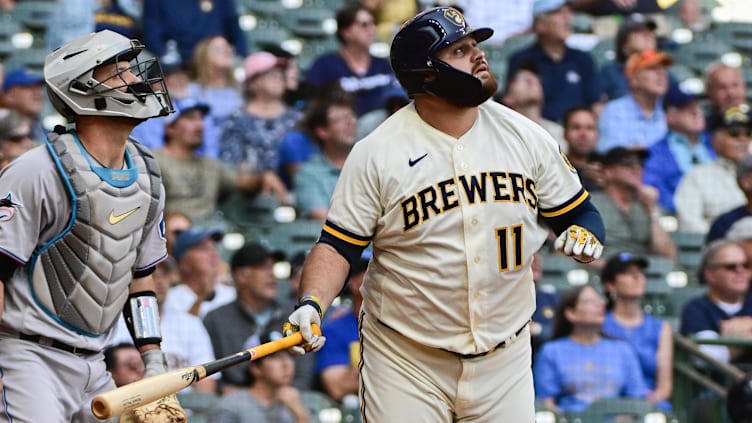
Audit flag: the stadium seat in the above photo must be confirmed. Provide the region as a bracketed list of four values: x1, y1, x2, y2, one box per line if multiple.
[668, 285, 707, 318]
[10, 0, 56, 31]
[300, 389, 340, 423]
[262, 219, 323, 258]
[672, 231, 706, 279]
[245, 18, 293, 52]
[236, 0, 287, 19]
[569, 398, 663, 422]
[4, 46, 47, 74]
[588, 37, 616, 68]
[710, 21, 752, 53]
[281, 7, 336, 39]
[671, 35, 734, 74]
[0, 16, 23, 59]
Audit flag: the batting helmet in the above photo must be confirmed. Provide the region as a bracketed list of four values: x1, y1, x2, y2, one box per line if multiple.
[45, 30, 173, 122]
[390, 7, 494, 107]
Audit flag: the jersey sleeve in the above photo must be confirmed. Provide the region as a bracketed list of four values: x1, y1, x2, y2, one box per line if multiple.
[322, 140, 380, 247]
[533, 131, 589, 218]
[0, 149, 57, 264]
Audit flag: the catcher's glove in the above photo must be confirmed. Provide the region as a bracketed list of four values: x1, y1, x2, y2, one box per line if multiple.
[119, 394, 186, 423]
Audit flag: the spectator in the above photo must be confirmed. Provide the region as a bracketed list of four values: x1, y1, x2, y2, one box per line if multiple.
[0, 109, 35, 169]
[725, 217, 752, 265]
[164, 210, 192, 257]
[680, 240, 752, 364]
[208, 329, 310, 423]
[220, 52, 302, 205]
[500, 62, 566, 150]
[0, 68, 46, 143]
[506, 0, 601, 122]
[562, 106, 603, 191]
[599, 14, 659, 101]
[597, 50, 671, 152]
[162, 226, 236, 318]
[130, 62, 208, 153]
[705, 63, 747, 121]
[674, 105, 752, 234]
[600, 253, 673, 411]
[142, 0, 246, 63]
[187, 35, 243, 157]
[590, 147, 678, 261]
[203, 243, 289, 392]
[155, 98, 256, 223]
[305, 2, 396, 116]
[263, 45, 315, 111]
[362, 0, 418, 43]
[315, 252, 369, 402]
[111, 257, 219, 392]
[678, 0, 711, 33]
[530, 250, 561, 356]
[104, 343, 144, 387]
[643, 84, 715, 214]
[727, 370, 752, 423]
[707, 155, 752, 243]
[356, 83, 409, 141]
[534, 284, 649, 413]
[456, 1, 535, 46]
[294, 91, 358, 221]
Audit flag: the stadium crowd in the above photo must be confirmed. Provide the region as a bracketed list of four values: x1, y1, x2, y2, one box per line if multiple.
[2, 0, 752, 422]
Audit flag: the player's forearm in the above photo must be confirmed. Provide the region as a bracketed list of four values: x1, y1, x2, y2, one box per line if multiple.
[299, 243, 350, 313]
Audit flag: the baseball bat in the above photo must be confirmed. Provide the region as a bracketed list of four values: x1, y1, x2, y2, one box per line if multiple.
[91, 324, 321, 420]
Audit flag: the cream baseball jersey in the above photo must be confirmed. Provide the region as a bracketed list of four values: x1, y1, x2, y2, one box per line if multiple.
[0, 143, 167, 351]
[323, 101, 588, 355]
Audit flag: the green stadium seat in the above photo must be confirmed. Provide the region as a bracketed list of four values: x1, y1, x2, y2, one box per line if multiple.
[569, 398, 663, 422]
[4, 47, 47, 74]
[0, 15, 22, 59]
[245, 18, 293, 51]
[176, 391, 219, 423]
[236, 0, 286, 19]
[10, 0, 55, 31]
[710, 21, 752, 53]
[262, 219, 323, 258]
[300, 390, 339, 423]
[671, 35, 734, 74]
[281, 7, 336, 39]
[588, 37, 616, 68]
[672, 231, 706, 278]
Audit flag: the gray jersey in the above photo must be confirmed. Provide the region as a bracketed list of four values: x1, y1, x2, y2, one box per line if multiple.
[0, 142, 167, 351]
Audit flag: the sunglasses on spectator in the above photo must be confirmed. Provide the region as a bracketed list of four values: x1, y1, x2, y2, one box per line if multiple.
[354, 20, 375, 28]
[726, 126, 752, 138]
[709, 261, 752, 271]
[4, 133, 32, 142]
[616, 157, 644, 168]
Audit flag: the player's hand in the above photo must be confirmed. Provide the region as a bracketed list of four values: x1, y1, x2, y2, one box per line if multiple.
[120, 394, 187, 423]
[283, 299, 325, 355]
[554, 225, 603, 263]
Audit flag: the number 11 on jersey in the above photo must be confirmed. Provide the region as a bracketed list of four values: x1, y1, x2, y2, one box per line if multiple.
[496, 225, 523, 272]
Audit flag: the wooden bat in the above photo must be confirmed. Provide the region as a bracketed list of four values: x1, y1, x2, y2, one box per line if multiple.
[91, 324, 321, 420]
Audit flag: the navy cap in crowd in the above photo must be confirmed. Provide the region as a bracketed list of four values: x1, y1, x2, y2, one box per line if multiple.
[230, 242, 274, 272]
[172, 226, 224, 262]
[601, 252, 649, 282]
[3, 67, 44, 91]
[594, 146, 649, 167]
[164, 97, 210, 126]
[663, 84, 699, 109]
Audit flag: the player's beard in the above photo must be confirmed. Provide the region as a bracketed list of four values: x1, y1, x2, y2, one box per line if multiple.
[479, 71, 499, 103]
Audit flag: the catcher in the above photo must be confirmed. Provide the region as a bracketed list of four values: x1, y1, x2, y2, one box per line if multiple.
[0, 30, 185, 422]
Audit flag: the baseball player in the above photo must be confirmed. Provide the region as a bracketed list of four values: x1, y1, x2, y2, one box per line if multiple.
[284, 7, 605, 422]
[0, 30, 186, 422]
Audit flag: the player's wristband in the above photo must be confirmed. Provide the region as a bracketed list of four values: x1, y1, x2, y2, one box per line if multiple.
[296, 295, 323, 320]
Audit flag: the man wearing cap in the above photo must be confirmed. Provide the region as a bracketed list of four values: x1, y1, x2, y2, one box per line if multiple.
[599, 13, 659, 101]
[675, 105, 752, 233]
[0, 109, 35, 169]
[203, 242, 290, 391]
[208, 327, 311, 422]
[506, 0, 602, 122]
[155, 97, 257, 223]
[643, 84, 715, 213]
[0, 67, 45, 143]
[598, 49, 672, 152]
[707, 155, 752, 244]
[161, 226, 236, 318]
[590, 146, 678, 261]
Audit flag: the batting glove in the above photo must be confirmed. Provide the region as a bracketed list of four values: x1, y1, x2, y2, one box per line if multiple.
[283, 295, 326, 355]
[554, 225, 603, 263]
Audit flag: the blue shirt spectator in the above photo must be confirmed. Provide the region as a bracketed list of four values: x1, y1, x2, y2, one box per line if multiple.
[643, 85, 715, 213]
[506, 1, 601, 122]
[277, 130, 319, 189]
[305, 3, 396, 116]
[142, 0, 246, 63]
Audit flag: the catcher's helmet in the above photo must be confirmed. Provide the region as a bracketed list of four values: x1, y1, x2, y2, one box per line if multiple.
[390, 7, 494, 107]
[45, 30, 173, 122]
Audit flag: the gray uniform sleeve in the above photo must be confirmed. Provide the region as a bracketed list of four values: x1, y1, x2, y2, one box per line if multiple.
[135, 183, 168, 271]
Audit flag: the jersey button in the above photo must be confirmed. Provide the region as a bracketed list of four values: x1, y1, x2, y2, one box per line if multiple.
[471, 218, 478, 225]
[456, 144, 464, 151]
[474, 257, 480, 264]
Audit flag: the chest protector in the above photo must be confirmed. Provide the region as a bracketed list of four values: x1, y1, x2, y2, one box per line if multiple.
[29, 132, 161, 336]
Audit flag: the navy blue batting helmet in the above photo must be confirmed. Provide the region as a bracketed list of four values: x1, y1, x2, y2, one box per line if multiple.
[390, 7, 494, 107]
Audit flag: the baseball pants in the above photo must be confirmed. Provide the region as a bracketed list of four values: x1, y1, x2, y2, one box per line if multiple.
[0, 336, 118, 423]
[358, 312, 535, 422]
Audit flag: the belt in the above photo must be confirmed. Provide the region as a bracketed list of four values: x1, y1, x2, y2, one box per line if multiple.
[453, 321, 529, 360]
[7, 331, 99, 356]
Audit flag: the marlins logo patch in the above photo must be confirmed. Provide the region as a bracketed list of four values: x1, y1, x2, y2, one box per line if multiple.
[443, 8, 465, 27]
[0, 193, 23, 221]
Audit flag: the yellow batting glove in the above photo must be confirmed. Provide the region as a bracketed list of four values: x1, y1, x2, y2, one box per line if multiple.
[554, 225, 603, 263]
